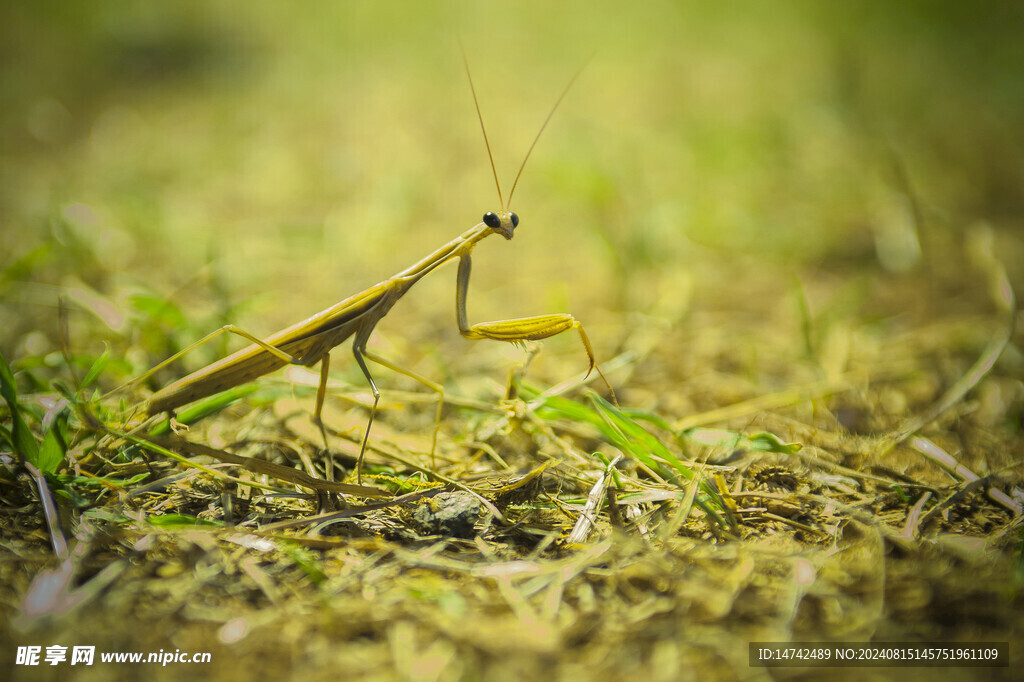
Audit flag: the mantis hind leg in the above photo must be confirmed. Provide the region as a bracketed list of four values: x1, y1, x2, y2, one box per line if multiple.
[350, 345, 380, 485]
[313, 353, 334, 480]
[361, 349, 444, 470]
[348, 345, 444, 483]
[108, 324, 307, 402]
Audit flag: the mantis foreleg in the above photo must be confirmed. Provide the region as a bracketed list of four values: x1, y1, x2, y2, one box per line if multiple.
[456, 252, 616, 402]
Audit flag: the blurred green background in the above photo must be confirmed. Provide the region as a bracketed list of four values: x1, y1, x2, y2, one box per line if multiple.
[2, 1, 1022, 397]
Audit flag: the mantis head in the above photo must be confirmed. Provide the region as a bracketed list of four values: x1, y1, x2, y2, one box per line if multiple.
[483, 211, 519, 240]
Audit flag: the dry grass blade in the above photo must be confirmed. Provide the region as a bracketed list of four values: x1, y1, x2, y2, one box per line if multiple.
[148, 436, 389, 498]
[259, 488, 447, 532]
[899, 491, 933, 540]
[912, 436, 1022, 517]
[880, 226, 1016, 454]
[23, 461, 68, 561]
[567, 455, 621, 544]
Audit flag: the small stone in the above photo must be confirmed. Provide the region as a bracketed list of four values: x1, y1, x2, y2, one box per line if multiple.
[412, 492, 482, 539]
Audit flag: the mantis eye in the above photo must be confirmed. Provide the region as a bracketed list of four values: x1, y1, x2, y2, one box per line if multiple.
[483, 212, 501, 228]
[510, 212, 519, 228]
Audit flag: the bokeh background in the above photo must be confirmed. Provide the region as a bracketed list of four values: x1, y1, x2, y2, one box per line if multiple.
[2, 0, 1022, 414]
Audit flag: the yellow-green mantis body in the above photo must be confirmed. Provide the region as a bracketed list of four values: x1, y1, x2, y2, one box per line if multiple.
[124, 58, 614, 482]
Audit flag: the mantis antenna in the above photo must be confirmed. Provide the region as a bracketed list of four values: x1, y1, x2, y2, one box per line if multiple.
[506, 60, 590, 211]
[461, 49, 590, 212]
[462, 51, 504, 210]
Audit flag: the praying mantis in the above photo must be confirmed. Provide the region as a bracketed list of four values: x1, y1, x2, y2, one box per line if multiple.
[118, 56, 615, 483]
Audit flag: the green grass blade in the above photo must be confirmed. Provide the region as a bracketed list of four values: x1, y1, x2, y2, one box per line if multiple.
[148, 513, 222, 528]
[38, 430, 65, 475]
[147, 384, 261, 436]
[0, 349, 40, 465]
[56, 472, 151, 489]
[589, 394, 693, 481]
[81, 344, 111, 388]
[681, 427, 802, 454]
[529, 387, 729, 520]
[281, 542, 327, 584]
[128, 292, 187, 329]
